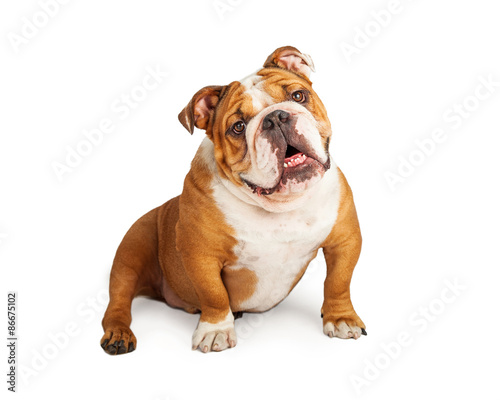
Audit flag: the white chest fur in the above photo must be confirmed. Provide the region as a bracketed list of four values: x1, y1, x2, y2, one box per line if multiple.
[210, 159, 341, 312]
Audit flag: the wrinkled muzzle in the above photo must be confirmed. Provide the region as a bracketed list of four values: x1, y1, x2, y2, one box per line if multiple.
[241, 104, 330, 196]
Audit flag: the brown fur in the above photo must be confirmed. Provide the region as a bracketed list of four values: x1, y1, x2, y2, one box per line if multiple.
[222, 267, 258, 312]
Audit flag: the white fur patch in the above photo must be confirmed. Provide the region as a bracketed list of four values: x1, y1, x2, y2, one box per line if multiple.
[324, 321, 362, 340]
[222, 172, 339, 311]
[192, 311, 236, 352]
[240, 72, 274, 111]
[240, 139, 281, 190]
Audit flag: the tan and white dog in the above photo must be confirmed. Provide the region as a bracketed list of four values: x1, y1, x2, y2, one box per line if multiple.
[100, 46, 366, 355]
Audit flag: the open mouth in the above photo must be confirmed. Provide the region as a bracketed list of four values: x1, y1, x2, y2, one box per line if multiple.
[242, 144, 330, 196]
[284, 145, 307, 168]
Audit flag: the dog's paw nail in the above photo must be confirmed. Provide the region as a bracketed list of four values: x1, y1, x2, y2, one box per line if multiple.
[361, 328, 367, 336]
[101, 339, 109, 349]
[233, 311, 244, 320]
[107, 341, 118, 355]
[117, 340, 127, 355]
[128, 342, 135, 352]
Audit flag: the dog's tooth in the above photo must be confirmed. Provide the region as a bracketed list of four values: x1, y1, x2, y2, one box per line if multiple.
[284, 163, 287, 168]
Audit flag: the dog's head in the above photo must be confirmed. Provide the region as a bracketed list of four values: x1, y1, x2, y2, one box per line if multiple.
[179, 46, 332, 210]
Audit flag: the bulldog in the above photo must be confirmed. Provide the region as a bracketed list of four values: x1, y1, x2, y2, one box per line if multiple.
[100, 46, 366, 355]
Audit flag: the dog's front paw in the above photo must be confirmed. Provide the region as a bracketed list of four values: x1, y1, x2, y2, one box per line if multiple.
[323, 314, 366, 340]
[192, 316, 237, 353]
[100, 324, 137, 355]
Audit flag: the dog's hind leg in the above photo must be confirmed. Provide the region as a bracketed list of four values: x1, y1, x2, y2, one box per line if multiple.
[100, 208, 161, 355]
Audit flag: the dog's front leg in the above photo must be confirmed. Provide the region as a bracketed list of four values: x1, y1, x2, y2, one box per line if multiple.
[321, 171, 366, 339]
[184, 256, 237, 353]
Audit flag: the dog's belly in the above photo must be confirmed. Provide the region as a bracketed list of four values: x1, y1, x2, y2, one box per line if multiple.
[225, 238, 319, 312]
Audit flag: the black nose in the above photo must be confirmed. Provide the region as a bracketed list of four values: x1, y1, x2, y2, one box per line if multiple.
[262, 110, 290, 130]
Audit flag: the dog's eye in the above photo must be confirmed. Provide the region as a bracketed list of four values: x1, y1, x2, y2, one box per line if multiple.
[232, 121, 246, 134]
[292, 91, 306, 103]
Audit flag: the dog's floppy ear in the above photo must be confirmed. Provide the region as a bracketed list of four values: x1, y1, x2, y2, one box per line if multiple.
[263, 46, 315, 80]
[178, 85, 225, 134]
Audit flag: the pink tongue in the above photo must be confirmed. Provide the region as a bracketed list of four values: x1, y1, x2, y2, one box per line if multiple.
[284, 152, 304, 163]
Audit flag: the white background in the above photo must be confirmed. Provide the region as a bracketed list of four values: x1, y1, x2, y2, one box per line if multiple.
[1, 0, 500, 399]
